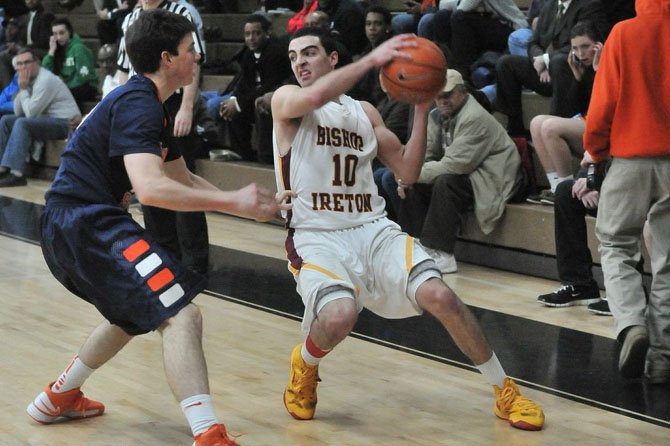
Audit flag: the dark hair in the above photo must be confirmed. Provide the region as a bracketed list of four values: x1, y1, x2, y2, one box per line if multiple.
[125, 9, 195, 74]
[570, 21, 602, 42]
[245, 13, 272, 31]
[291, 26, 338, 56]
[51, 17, 74, 35]
[366, 5, 392, 26]
[16, 46, 37, 60]
[50, 17, 74, 75]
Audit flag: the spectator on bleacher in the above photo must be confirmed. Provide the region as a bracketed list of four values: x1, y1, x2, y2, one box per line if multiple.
[317, 0, 367, 56]
[216, 13, 291, 164]
[494, 0, 609, 135]
[584, 0, 670, 384]
[349, 5, 393, 106]
[0, 0, 54, 90]
[526, 20, 601, 205]
[97, 43, 120, 98]
[93, 0, 136, 45]
[117, 0, 210, 275]
[537, 154, 606, 311]
[0, 47, 80, 187]
[287, 0, 319, 33]
[385, 70, 524, 273]
[43, 18, 99, 107]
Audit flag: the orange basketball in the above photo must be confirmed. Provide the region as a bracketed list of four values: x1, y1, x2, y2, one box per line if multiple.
[380, 37, 447, 104]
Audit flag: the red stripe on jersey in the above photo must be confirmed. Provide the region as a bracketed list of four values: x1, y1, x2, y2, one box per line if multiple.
[147, 268, 175, 291]
[280, 151, 293, 228]
[123, 239, 150, 262]
[285, 228, 303, 271]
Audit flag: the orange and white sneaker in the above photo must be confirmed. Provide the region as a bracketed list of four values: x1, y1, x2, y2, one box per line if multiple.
[494, 378, 545, 431]
[193, 423, 240, 446]
[26, 381, 105, 424]
[283, 343, 319, 420]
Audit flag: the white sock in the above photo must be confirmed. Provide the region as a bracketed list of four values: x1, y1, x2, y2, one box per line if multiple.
[476, 352, 506, 388]
[546, 172, 559, 192]
[51, 355, 95, 393]
[180, 394, 219, 437]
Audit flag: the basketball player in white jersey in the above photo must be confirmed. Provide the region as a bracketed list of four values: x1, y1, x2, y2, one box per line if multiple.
[271, 27, 545, 431]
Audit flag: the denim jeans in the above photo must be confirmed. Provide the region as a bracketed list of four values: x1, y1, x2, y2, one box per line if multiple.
[0, 114, 70, 174]
[508, 28, 533, 56]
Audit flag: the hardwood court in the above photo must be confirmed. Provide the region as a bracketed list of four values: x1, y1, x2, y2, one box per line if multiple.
[1, 181, 668, 445]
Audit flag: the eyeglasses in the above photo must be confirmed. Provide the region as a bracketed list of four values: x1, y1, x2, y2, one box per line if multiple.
[15, 59, 35, 67]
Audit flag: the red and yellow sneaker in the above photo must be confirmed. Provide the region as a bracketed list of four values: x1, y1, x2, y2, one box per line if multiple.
[193, 423, 241, 446]
[26, 381, 105, 424]
[494, 378, 545, 431]
[283, 343, 320, 420]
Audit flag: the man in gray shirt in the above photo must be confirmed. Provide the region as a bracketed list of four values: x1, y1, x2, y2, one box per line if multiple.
[0, 46, 80, 187]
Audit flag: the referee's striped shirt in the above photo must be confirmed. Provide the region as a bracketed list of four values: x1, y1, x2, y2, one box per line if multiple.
[117, 1, 206, 77]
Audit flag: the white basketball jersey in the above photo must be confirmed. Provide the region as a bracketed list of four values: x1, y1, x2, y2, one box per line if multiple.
[274, 94, 386, 230]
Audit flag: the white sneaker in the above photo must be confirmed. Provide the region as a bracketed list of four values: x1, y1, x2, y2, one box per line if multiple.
[423, 247, 458, 274]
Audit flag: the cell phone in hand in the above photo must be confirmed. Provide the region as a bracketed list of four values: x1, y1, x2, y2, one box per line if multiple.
[572, 52, 580, 66]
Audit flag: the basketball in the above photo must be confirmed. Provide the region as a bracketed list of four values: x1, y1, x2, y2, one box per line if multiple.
[380, 37, 447, 104]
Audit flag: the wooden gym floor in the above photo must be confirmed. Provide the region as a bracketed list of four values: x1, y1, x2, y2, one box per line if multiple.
[0, 180, 668, 445]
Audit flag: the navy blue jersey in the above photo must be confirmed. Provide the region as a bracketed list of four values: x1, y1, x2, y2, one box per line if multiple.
[46, 75, 181, 206]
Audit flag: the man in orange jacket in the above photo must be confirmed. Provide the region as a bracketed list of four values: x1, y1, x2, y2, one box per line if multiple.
[583, 0, 670, 384]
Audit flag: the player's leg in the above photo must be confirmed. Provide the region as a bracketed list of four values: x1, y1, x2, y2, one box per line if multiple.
[415, 279, 544, 430]
[157, 303, 239, 445]
[285, 289, 358, 421]
[26, 321, 131, 424]
[283, 228, 361, 420]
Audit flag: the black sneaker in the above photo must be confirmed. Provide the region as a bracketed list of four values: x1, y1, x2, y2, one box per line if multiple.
[537, 284, 601, 307]
[526, 189, 554, 205]
[0, 173, 27, 187]
[587, 299, 612, 316]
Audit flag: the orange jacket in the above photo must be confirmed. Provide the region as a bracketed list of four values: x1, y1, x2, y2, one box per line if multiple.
[584, 0, 670, 161]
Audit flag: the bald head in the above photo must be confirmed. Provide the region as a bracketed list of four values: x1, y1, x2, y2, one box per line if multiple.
[304, 11, 330, 30]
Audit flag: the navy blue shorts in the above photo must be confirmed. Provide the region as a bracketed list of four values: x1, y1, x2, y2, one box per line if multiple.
[41, 203, 206, 335]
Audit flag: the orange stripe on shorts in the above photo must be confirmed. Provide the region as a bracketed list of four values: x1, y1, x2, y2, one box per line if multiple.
[123, 239, 150, 262]
[147, 268, 175, 291]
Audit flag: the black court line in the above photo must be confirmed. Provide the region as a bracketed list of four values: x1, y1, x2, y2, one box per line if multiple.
[2, 196, 668, 428]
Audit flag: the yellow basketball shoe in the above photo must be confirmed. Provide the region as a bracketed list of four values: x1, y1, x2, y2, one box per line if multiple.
[494, 378, 544, 431]
[283, 343, 320, 420]
[27, 381, 105, 424]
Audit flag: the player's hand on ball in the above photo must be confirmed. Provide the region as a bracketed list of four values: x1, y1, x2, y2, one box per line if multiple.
[369, 34, 417, 68]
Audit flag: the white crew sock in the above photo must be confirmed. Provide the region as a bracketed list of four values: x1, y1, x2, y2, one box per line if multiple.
[476, 352, 507, 388]
[180, 394, 219, 437]
[51, 355, 95, 393]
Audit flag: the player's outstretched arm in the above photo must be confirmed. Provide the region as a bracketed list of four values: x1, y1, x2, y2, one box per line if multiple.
[125, 153, 292, 221]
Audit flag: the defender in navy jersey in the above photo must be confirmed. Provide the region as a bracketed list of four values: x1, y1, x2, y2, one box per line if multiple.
[27, 10, 291, 446]
[272, 27, 545, 431]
